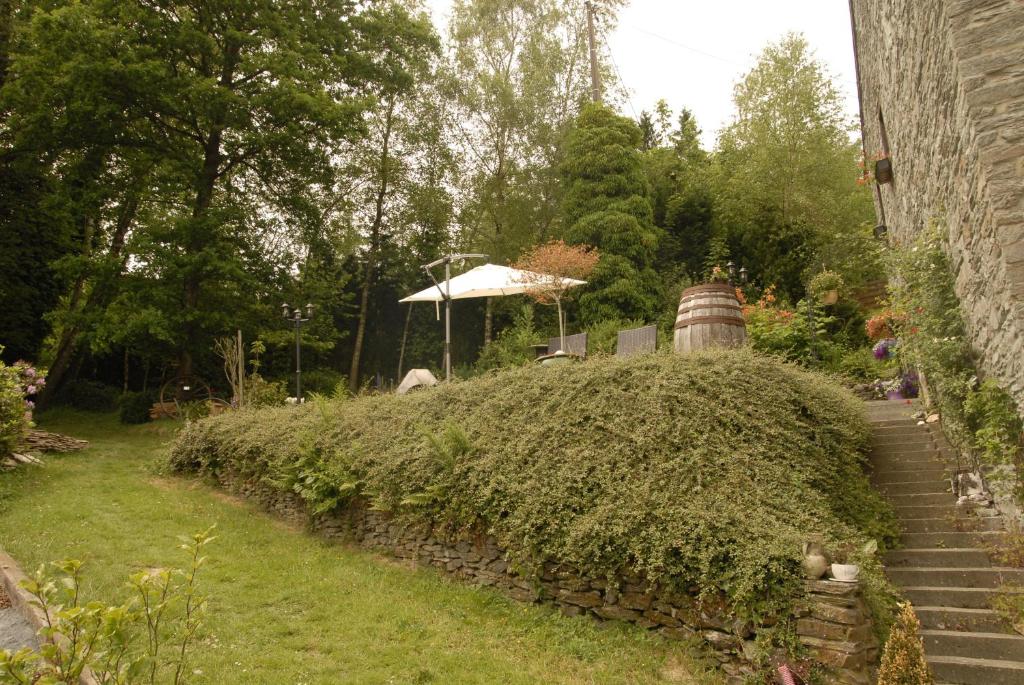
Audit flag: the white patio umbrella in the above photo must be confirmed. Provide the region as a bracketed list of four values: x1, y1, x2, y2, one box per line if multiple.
[399, 263, 585, 303]
[399, 262, 586, 380]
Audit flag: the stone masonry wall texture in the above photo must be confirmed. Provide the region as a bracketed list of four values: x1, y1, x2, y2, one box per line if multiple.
[219, 470, 876, 685]
[850, 0, 1024, 412]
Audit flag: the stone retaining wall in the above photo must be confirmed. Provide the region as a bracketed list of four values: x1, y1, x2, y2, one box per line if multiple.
[219, 470, 876, 684]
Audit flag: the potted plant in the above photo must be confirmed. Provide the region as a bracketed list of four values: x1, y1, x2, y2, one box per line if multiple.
[808, 270, 844, 306]
[829, 540, 877, 582]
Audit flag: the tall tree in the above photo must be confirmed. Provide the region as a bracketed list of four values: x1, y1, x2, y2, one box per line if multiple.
[345, 31, 453, 392]
[712, 33, 875, 299]
[559, 103, 661, 324]
[1, 0, 435, 398]
[447, 0, 620, 343]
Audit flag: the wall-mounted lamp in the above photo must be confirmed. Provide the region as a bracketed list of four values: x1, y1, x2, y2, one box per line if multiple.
[874, 158, 893, 185]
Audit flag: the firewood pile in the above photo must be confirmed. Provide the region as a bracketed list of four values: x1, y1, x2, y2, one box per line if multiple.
[2, 430, 89, 471]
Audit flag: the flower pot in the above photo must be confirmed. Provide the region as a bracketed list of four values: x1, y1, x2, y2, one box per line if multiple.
[886, 390, 905, 401]
[801, 541, 829, 580]
[830, 563, 860, 583]
[821, 290, 839, 306]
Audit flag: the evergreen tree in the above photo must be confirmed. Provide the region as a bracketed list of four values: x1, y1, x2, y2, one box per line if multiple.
[560, 103, 661, 324]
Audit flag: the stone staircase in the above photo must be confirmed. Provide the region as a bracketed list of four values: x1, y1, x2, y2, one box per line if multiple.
[867, 400, 1024, 684]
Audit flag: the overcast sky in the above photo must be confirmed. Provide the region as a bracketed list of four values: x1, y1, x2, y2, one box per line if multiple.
[424, 0, 861, 149]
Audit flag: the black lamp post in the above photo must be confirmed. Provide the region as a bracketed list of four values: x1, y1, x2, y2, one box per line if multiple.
[726, 261, 749, 286]
[281, 302, 314, 402]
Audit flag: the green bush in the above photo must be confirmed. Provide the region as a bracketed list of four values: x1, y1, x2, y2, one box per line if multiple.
[171, 349, 897, 622]
[119, 391, 154, 424]
[475, 305, 541, 371]
[300, 368, 346, 396]
[242, 374, 288, 408]
[0, 360, 28, 456]
[54, 379, 120, 412]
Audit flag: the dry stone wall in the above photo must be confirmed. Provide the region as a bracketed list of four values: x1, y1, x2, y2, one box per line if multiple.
[851, 0, 1024, 412]
[218, 470, 876, 684]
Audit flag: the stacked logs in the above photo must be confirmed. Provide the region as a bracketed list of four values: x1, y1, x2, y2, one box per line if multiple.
[2, 430, 88, 471]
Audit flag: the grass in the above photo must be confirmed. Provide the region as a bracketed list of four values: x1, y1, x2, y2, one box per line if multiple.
[0, 410, 716, 684]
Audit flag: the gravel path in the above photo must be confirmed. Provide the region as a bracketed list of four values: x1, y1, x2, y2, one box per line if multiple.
[0, 585, 37, 653]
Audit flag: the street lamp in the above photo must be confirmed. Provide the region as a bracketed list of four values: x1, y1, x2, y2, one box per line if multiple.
[421, 253, 487, 381]
[281, 302, 314, 402]
[726, 261, 749, 286]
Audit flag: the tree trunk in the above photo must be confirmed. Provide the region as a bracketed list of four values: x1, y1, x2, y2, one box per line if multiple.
[180, 128, 223, 382]
[397, 302, 413, 381]
[37, 191, 140, 407]
[348, 96, 396, 393]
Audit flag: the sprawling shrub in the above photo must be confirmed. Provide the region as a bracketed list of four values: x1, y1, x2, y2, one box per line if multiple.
[170, 348, 896, 621]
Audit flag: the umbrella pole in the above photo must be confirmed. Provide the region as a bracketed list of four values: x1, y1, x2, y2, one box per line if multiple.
[445, 260, 452, 381]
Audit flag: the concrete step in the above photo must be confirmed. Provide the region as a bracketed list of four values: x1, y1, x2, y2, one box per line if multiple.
[885, 548, 992, 568]
[868, 418, 921, 428]
[873, 467, 951, 484]
[922, 630, 1024, 661]
[873, 424, 932, 435]
[874, 463, 952, 478]
[901, 516, 1004, 534]
[916, 606, 1012, 633]
[895, 504, 965, 519]
[871, 446, 948, 459]
[887, 567, 1024, 589]
[877, 479, 953, 495]
[871, 450, 951, 463]
[873, 433, 933, 445]
[902, 531, 1003, 548]
[928, 655, 1024, 684]
[904, 586, 1005, 609]
[887, 492, 958, 507]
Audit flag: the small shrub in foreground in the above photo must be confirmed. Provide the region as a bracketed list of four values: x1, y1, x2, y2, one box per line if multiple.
[876, 603, 934, 685]
[0, 528, 215, 684]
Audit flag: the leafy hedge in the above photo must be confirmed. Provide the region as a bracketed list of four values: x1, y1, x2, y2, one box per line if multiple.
[0, 360, 28, 456]
[170, 348, 896, 620]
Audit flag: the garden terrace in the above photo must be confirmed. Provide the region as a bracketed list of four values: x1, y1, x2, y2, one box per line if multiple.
[170, 349, 899, 673]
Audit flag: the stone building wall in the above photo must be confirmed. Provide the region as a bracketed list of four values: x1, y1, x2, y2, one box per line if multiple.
[219, 470, 876, 685]
[850, 0, 1024, 412]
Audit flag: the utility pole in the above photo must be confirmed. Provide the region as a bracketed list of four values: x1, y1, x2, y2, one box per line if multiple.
[585, 1, 602, 104]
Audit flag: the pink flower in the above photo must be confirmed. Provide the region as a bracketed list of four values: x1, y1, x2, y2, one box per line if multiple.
[26, 385, 37, 394]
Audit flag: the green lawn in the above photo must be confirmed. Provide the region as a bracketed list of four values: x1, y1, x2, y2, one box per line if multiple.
[0, 410, 716, 684]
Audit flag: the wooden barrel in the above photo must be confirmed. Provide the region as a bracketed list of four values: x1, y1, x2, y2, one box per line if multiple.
[673, 283, 747, 353]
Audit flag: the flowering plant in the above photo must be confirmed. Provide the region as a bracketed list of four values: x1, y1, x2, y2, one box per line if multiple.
[866, 310, 898, 341]
[873, 338, 898, 360]
[13, 361, 46, 412]
[873, 371, 919, 399]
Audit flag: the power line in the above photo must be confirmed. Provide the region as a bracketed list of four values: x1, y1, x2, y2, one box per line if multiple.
[625, 24, 744, 67]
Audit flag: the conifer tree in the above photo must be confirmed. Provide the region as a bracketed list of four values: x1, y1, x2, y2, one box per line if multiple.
[559, 103, 661, 324]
